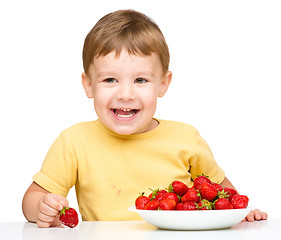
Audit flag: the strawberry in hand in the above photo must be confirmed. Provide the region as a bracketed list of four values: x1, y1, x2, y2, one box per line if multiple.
[59, 207, 79, 228]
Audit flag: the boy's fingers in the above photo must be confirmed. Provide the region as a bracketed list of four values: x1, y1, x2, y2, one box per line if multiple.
[38, 202, 58, 217]
[37, 219, 52, 228]
[43, 194, 65, 211]
[262, 212, 268, 220]
[38, 212, 56, 223]
[245, 209, 268, 222]
[57, 195, 69, 208]
[245, 211, 255, 222]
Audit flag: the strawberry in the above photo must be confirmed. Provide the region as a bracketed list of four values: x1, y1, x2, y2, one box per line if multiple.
[59, 207, 79, 228]
[176, 202, 185, 210]
[231, 195, 249, 209]
[217, 189, 231, 200]
[214, 198, 233, 210]
[135, 193, 150, 209]
[148, 189, 167, 201]
[224, 187, 238, 200]
[193, 174, 211, 190]
[199, 182, 218, 202]
[168, 180, 188, 197]
[182, 202, 197, 210]
[144, 200, 160, 210]
[198, 199, 213, 210]
[162, 192, 180, 204]
[181, 188, 201, 203]
[212, 183, 224, 192]
[159, 199, 176, 210]
[176, 202, 197, 210]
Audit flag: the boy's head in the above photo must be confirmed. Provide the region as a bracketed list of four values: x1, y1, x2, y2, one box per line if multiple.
[82, 10, 172, 135]
[82, 9, 170, 75]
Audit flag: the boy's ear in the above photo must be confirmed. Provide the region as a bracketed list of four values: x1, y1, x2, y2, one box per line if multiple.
[158, 71, 172, 97]
[81, 72, 94, 99]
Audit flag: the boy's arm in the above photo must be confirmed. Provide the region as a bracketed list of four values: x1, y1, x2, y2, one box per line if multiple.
[219, 177, 236, 190]
[22, 182, 68, 227]
[220, 177, 268, 222]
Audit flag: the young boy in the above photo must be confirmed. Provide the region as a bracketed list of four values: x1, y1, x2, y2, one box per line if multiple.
[22, 9, 267, 227]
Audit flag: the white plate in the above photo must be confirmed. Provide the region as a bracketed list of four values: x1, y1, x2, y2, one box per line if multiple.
[129, 206, 252, 230]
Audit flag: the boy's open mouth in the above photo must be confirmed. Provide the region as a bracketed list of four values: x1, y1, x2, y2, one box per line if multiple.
[111, 108, 140, 118]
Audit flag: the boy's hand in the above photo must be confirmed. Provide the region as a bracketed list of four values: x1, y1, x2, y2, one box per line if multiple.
[37, 193, 69, 228]
[243, 209, 268, 222]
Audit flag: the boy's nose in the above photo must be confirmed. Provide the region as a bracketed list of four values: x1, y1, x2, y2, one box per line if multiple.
[116, 84, 136, 101]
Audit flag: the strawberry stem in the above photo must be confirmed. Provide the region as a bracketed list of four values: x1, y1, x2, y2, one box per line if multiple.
[59, 207, 69, 216]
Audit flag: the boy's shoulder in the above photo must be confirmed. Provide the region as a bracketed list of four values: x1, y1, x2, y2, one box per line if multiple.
[59, 120, 99, 138]
[161, 119, 197, 130]
[160, 119, 206, 145]
[160, 119, 200, 136]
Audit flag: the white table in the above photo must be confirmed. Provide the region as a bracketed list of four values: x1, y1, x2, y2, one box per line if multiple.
[0, 220, 280, 240]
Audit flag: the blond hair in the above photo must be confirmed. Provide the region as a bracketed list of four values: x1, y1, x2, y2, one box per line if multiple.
[82, 9, 170, 74]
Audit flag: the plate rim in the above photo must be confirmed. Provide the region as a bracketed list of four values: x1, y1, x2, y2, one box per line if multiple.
[128, 205, 252, 230]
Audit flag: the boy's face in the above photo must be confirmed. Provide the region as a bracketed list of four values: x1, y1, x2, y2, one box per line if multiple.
[82, 50, 172, 135]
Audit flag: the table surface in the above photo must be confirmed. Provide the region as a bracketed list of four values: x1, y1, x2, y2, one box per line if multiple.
[0, 220, 280, 240]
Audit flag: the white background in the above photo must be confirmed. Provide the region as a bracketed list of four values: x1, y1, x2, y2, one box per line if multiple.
[0, 0, 280, 221]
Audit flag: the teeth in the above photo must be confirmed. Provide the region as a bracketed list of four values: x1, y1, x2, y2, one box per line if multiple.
[113, 108, 138, 118]
[116, 113, 135, 118]
[118, 108, 132, 111]
[114, 109, 137, 118]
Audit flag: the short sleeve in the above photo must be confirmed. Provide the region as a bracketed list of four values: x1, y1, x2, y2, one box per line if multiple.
[32, 131, 78, 197]
[189, 131, 225, 184]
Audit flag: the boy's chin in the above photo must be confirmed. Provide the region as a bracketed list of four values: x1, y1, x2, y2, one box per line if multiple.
[111, 127, 139, 135]
[108, 118, 158, 135]
[109, 123, 146, 135]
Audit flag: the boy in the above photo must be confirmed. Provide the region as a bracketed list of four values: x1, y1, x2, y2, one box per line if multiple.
[22, 9, 267, 227]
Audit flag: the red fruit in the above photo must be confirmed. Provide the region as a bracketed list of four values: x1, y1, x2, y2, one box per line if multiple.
[163, 192, 180, 204]
[181, 188, 201, 203]
[214, 198, 233, 210]
[154, 192, 167, 202]
[199, 182, 218, 201]
[217, 189, 231, 200]
[212, 183, 224, 192]
[159, 199, 176, 210]
[59, 207, 79, 228]
[144, 200, 160, 210]
[193, 174, 211, 190]
[231, 195, 249, 209]
[135, 193, 150, 209]
[168, 180, 188, 197]
[148, 189, 167, 201]
[176, 202, 185, 210]
[224, 187, 238, 200]
[198, 199, 213, 210]
[182, 202, 197, 210]
[159, 198, 174, 210]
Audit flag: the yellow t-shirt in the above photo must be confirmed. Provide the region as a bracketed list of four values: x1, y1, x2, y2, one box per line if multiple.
[33, 119, 225, 221]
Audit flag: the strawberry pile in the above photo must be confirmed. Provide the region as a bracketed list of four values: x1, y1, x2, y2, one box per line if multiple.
[135, 175, 249, 211]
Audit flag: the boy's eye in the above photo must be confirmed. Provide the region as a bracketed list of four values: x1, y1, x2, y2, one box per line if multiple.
[134, 78, 147, 84]
[103, 78, 117, 83]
